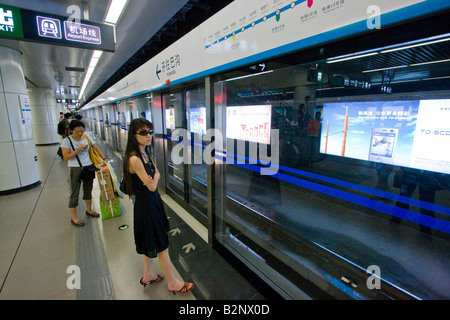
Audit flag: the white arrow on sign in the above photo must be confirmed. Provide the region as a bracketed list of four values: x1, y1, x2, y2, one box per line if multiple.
[169, 228, 181, 236]
[182, 243, 196, 253]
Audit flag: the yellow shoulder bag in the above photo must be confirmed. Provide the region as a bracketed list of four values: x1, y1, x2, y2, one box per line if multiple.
[84, 134, 104, 166]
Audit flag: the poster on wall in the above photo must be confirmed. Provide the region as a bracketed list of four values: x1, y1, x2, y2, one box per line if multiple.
[410, 100, 450, 173]
[190, 106, 206, 135]
[144, 109, 152, 121]
[227, 105, 272, 144]
[19, 95, 32, 121]
[166, 108, 175, 130]
[321, 99, 450, 174]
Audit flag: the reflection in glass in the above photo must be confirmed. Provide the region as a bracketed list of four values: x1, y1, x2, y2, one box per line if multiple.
[215, 44, 450, 299]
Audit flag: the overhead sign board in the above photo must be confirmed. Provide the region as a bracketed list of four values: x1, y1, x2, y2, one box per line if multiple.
[57, 98, 79, 104]
[63, 20, 101, 45]
[0, 3, 115, 52]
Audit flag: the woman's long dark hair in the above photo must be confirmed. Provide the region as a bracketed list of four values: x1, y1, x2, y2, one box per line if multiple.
[122, 118, 153, 196]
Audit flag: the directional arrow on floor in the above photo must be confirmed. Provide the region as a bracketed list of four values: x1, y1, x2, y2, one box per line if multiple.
[169, 227, 181, 236]
[182, 243, 196, 253]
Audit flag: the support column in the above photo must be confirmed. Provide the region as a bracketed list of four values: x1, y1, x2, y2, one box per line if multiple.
[28, 88, 61, 145]
[0, 45, 40, 194]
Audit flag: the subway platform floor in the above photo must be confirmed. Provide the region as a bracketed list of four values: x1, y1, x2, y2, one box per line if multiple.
[0, 137, 264, 300]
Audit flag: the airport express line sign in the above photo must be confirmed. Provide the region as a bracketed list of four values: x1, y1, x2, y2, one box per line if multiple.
[0, 3, 114, 52]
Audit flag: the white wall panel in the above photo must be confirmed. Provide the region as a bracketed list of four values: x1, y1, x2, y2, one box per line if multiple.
[33, 124, 53, 144]
[0, 46, 27, 95]
[29, 89, 48, 125]
[0, 93, 12, 143]
[29, 88, 59, 144]
[14, 139, 40, 186]
[48, 103, 61, 142]
[0, 45, 40, 192]
[0, 142, 20, 191]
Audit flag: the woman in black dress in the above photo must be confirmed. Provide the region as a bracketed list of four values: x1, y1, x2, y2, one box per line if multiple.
[122, 118, 194, 294]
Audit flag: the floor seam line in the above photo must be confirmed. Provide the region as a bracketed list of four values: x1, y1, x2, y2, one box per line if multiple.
[0, 151, 58, 294]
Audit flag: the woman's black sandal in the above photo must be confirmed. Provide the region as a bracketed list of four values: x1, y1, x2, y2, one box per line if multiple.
[139, 274, 164, 287]
[86, 211, 100, 218]
[71, 219, 85, 227]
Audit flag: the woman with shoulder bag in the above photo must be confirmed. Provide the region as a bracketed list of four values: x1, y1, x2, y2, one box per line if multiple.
[60, 120, 107, 227]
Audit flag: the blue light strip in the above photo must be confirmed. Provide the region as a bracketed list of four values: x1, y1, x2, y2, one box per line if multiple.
[164, 136, 433, 297]
[162, 135, 450, 232]
[226, 150, 450, 217]
[214, 152, 450, 234]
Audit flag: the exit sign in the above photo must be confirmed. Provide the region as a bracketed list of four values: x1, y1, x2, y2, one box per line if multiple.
[0, 4, 24, 39]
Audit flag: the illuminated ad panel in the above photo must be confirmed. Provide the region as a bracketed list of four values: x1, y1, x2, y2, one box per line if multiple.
[190, 106, 206, 135]
[227, 105, 272, 144]
[321, 99, 450, 174]
[166, 108, 175, 130]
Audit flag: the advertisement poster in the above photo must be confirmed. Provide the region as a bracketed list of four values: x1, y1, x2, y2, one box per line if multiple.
[410, 99, 450, 173]
[19, 95, 32, 120]
[166, 108, 175, 130]
[227, 105, 272, 144]
[321, 99, 450, 174]
[190, 106, 206, 135]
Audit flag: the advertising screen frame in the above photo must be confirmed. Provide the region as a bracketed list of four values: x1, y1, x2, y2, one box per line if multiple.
[321, 99, 450, 174]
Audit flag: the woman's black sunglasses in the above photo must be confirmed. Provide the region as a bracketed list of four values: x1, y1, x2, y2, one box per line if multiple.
[136, 129, 154, 136]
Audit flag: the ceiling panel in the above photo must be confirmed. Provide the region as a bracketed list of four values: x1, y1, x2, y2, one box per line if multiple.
[0, 0, 191, 102]
[0, 0, 233, 107]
